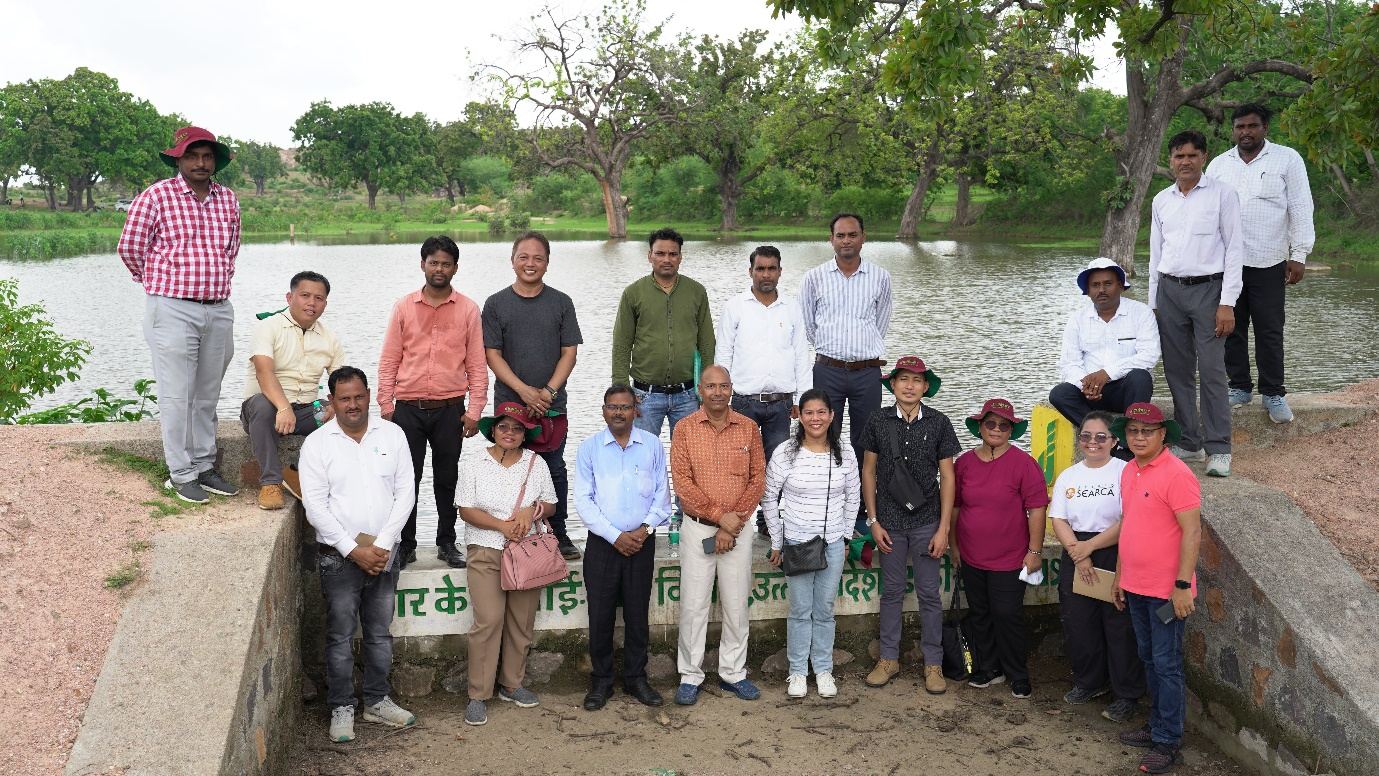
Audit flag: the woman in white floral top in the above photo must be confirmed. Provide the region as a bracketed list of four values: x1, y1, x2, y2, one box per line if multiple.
[457, 402, 556, 727]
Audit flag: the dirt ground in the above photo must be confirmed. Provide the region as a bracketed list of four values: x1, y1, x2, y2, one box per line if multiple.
[1233, 378, 1379, 590]
[286, 653, 1249, 776]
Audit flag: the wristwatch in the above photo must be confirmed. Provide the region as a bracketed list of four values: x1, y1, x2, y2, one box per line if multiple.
[1174, 579, 1191, 590]
[865, 516, 878, 527]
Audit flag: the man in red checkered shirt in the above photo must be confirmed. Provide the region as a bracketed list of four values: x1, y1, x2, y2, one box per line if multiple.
[118, 126, 243, 504]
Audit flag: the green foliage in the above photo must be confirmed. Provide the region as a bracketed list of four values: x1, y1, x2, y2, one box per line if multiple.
[1282, 7, 1379, 170]
[625, 156, 719, 219]
[825, 186, 908, 222]
[517, 171, 603, 215]
[487, 214, 507, 234]
[507, 211, 532, 229]
[291, 101, 432, 208]
[459, 155, 513, 197]
[740, 166, 817, 220]
[16, 378, 156, 424]
[104, 560, 141, 589]
[0, 278, 90, 423]
[232, 140, 287, 195]
[100, 448, 172, 491]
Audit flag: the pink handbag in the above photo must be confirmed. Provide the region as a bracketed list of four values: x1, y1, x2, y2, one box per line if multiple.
[499, 455, 570, 591]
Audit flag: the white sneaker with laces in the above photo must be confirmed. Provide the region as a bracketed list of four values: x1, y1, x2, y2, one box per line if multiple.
[1263, 395, 1294, 424]
[816, 672, 838, 698]
[1206, 453, 1232, 478]
[362, 696, 416, 727]
[787, 674, 807, 698]
[329, 705, 355, 742]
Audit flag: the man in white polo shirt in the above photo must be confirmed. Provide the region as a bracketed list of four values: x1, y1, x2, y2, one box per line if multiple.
[717, 245, 813, 534]
[298, 366, 417, 744]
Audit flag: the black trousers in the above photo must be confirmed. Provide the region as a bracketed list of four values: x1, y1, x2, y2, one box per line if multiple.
[1058, 536, 1146, 700]
[1226, 261, 1287, 397]
[813, 361, 882, 530]
[961, 565, 1029, 684]
[1048, 368, 1154, 428]
[392, 401, 463, 550]
[584, 533, 656, 685]
[536, 441, 570, 543]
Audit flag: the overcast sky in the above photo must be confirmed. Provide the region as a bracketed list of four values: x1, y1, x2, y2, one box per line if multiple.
[0, 0, 1125, 147]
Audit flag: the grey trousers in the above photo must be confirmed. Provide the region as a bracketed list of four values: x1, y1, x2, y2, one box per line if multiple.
[240, 393, 317, 485]
[1156, 276, 1231, 454]
[143, 295, 235, 483]
[878, 521, 944, 664]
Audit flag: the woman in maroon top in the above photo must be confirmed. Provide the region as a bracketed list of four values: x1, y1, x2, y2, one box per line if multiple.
[950, 399, 1049, 698]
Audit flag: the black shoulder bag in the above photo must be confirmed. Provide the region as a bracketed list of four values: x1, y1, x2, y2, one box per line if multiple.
[780, 453, 830, 576]
[886, 421, 931, 514]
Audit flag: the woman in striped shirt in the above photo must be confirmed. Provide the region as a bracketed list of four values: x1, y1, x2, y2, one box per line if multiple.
[763, 388, 862, 699]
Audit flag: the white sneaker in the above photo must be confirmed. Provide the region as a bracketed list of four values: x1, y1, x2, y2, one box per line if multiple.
[1169, 445, 1206, 462]
[361, 696, 416, 727]
[1263, 395, 1294, 423]
[1206, 454, 1232, 478]
[816, 672, 838, 698]
[329, 705, 355, 742]
[787, 674, 807, 698]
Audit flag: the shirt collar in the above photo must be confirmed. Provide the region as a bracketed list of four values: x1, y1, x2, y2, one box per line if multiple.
[1133, 447, 1172, 470]
[739, 288, 782, 307]
[408, 288, 460, 305]
[1081, 299, 1127, 321]
[276, 309, 325, 335]
[1170, 176, 1211, 198]
[597, 427, 644, 447]
[691, 407, 745, 428]
[175, 173, 224, 198]
[1226, 139, 1273, 162]
[827, 259, 870, 274]
[325, 418, 378, 439]
[893, 403, 924, 421]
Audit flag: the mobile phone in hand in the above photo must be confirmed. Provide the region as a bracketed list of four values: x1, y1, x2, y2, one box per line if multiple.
[1156, 600, 1177, 624]
[703, 536, 719, 554]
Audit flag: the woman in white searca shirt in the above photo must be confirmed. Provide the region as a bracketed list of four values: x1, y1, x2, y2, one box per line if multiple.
[1049, 410, 1146, 724]
[456, 403, 556, 728]
[763, 389, 861, 700]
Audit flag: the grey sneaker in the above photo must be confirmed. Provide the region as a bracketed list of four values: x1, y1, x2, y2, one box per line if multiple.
[1063, 685, 1109, 704]
[329, 705, 355, 742]
[361, 696, 415, 727]
[1263, 395, 1293, 424]
[1102, 697, 1138, 723]
[1169, 446, 1205, 462]
[1206, 453, 1232, 478]
[498, 686, 540, 708]
[165, 478, 209, 504]
[197, 468, 240, 496]
[1228, 389, 1252, 408]
[464, 699, 488, 726]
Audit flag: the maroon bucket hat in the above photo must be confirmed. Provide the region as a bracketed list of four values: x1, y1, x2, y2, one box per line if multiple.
[964, 398, 1029, 440]
[160, 126, 234, 173]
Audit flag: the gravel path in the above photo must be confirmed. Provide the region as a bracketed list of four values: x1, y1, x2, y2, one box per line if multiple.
[0, 426, 240, 776]
[1233, 378, 1379, 590]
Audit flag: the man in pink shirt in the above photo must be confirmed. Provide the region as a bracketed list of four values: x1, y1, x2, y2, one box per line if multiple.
[378, 236, 488, 569]
[1111, 403, 1201, 774]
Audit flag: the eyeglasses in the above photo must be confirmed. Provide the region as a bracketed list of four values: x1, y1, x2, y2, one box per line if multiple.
[982, 419, 1013, 432]
[493, 423, 526, 434]
[603, 403, 635, 412]
[1078, 432, 1112, 444]
[1125, 425, 1164, 438]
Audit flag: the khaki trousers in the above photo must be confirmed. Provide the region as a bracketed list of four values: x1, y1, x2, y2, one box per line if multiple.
[677, 516, 755, 685]
[465, 546, 540, 700]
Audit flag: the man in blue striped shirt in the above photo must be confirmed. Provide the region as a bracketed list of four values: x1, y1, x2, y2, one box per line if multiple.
[574, 384, 673, 711]
[798, 213, 894, 530]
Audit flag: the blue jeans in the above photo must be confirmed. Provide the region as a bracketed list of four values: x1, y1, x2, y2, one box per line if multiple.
[730, 395, 792, 464]
[632, 387, 699, 440]
[1126, 592, 1187, 747]
[785, 538, 846, 675]
[320, 550, 400, 709]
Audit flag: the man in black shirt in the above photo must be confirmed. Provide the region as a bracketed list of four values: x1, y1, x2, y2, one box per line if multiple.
[483, 231, 584, 559]
[857, 355, 961, 695]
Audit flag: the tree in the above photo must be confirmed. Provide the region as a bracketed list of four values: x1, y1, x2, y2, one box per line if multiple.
[0, 86, 22, 203]
[291, 101, 425, 209]
[0, 278, 90, 424]
[432, 119, 480, 202]
[485, 0, 689, 238]
[771, 0, 1325, 272]
[233, 140, 286, 195]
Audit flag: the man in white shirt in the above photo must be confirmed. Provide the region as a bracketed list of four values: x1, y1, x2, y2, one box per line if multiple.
[1205, 103, 1314, 424]
[298, 366, 417, 743]
[717, 245, 813, 533]
[1050, 258, 1161, 443]
[1149, 130, 1244, 478]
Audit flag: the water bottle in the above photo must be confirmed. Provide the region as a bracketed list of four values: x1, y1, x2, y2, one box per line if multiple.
[311, 385, 327, 427]
[668, 513, 681, 559]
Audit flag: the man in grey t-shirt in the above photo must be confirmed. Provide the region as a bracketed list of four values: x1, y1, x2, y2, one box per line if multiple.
[482, 231, 584, 559]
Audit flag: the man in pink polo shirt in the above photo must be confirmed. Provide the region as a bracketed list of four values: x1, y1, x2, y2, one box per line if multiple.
[1111, 403, 1201, 774]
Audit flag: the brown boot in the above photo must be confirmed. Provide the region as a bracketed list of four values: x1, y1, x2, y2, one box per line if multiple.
[258, 484, 285, 510]
[864, 659, 900, 687]
[281, 466, 302, 501]
[924, 665, 947, 695]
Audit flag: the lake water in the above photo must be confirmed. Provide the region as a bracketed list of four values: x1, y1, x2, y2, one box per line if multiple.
[5, 238, 1378, 544]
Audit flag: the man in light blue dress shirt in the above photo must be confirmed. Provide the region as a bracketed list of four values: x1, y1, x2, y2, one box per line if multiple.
[574, 384, 673, 711]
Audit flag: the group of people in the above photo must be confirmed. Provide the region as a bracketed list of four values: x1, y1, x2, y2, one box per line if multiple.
[113, 104, 1312, 774]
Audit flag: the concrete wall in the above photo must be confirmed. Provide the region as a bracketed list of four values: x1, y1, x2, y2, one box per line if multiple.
[1187, 475, 1379, 776]
[64, 425, 303, 776]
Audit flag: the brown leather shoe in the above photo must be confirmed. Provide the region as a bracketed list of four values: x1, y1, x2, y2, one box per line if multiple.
[281, 466, 302, 501]
[864, 659, 900, 687]
[258, 484, 285, 510]
[924, 665, 947, 695]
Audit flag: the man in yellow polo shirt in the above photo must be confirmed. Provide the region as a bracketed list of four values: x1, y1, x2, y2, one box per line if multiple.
[241, 271, 346, 509]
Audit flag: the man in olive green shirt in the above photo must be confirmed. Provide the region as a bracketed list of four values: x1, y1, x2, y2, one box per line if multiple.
[612, 227, 715, 441]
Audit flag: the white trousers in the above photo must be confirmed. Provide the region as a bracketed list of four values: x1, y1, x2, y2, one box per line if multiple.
[677, 515, 755, 685]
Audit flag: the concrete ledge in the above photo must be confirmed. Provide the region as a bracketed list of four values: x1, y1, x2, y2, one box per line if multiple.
[1187, 474, 1379, 776]
[1152, 392, 1377, 451]
[62, 428, 302, 776]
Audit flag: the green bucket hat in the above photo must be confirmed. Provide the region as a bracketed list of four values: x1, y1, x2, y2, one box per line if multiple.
[964, 398, 1029, 441]
[881, 355, 941, 398]
[477, 402, 541, 444]
[1109, 402, 1182, 446]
